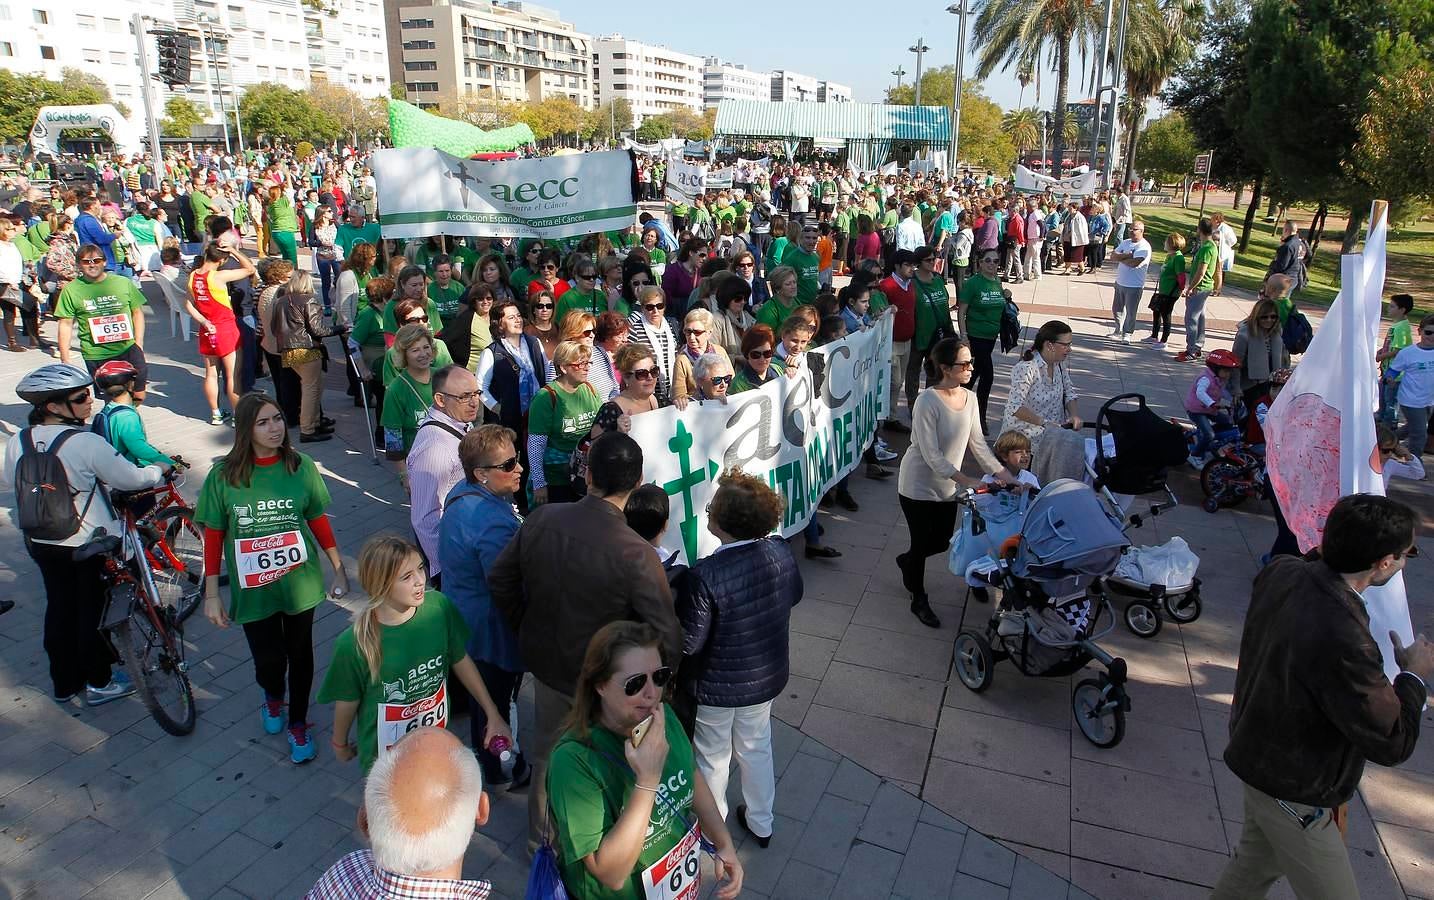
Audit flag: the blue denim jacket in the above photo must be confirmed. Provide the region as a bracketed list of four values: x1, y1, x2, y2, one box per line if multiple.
[438, 480, 524, 672]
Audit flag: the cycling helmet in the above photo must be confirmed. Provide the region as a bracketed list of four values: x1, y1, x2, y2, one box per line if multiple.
[15, 363, 94, 405]
[1205, 349, 1240, 370]
[93, 359, 139, 392]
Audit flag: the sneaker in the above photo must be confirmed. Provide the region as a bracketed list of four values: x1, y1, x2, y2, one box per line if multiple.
[85, 671, 136, 707]
[875, 445, 899, 462]
[1174, 351, 1199, 363]
[261, 696, 287, 735]
[1141, 336, 1161, 344]
[288, 722, 317, 764]
[1150, 341, 1166, 350]
[53, 691, 78, 704]
[1120, 333, 1132, 343]
[1187, 453, 1209, 469]
[209, 410, 225, 426]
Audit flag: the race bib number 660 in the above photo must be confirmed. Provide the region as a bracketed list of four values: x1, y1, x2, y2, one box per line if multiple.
[641, 823, 701, 900]
[234, 530, 308, 589]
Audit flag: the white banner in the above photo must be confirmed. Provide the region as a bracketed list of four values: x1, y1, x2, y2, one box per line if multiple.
[371, 147, 637, 240]
[664, 158, 708, 204]
[1013, 164, 1101, 197]
[738, 157, 771, 172]
[629, 316, 893, 564]
[705, 167, 735, 190]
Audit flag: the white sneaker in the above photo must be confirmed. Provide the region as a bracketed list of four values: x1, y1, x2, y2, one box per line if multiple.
[85, 671, 136, 707]
[1141, 336, 1160, 344]
[875, 446, 899, 462]
[1120, 332, 1132, 343]
[1106, 328, 1122, 338]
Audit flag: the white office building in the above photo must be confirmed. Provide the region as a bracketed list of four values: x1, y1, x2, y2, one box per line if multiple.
[770, 68, 850, 104]
[818, 80, 852, 103]
[0, 0, 390, 137]
[384, 0, 591, 110]
[702, 57, 768, 108]
[592, 34, 703, 123]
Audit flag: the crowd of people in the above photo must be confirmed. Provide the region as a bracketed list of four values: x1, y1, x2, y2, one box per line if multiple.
[1, 141, 1431, 899]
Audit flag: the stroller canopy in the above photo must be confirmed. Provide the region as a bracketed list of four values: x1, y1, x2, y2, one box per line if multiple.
[1014, 479, 1130, 582]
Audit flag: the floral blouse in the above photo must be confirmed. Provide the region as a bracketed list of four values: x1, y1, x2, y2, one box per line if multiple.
[1000, 357, 1078, 440]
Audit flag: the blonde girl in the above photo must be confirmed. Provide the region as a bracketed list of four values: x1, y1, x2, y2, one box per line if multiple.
[319, 535, 511, 773]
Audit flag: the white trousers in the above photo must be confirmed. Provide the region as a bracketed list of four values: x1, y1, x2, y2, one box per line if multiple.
[1023, 242, 1042, 279]
[693, 700, 776, 837]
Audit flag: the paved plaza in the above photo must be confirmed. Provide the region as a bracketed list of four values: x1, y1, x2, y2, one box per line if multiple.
[0, 259, 1430, 899]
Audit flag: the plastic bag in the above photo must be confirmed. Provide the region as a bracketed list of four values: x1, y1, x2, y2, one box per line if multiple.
[1114, 537, 1200, 587]
[525, 843, 569, 900]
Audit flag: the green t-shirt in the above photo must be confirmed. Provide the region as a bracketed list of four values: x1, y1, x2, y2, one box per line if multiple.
[730, 357, 786, 394]
[556, 287, 608, 322]
[510, 266, 538, 296]
[55, 275, 148, 360]
[352, 304, 386, 350]
[381, 298, 444, 335]
[335, 222, 382, 260]
[933, 211, 955, 247]
[780, 245, 821, 306]
[755, 296, 800, 331]
[958, 273, 1005, 340]
[1384, 319, 1413, 373]
[380, 370, 436, 452]
[528, 381, 601, 486]
[191, 191, 213, 229]
[268, 197, 298, 233]
[763, 236, 789, 275]
[380, 340, 454, 387]
[427, 281, 465, 321]
[193, 455, 331, 625]
[646, 247, 668, 266]
[1192, 239, 1219, 291]
[450, 245, 480, 282]
[549, 705, 698, 900]
[913, 274, 952, 349]
[96, 402, 170, 467]
[1158, 252, 1187, 296]
[317, 590, 470, 773]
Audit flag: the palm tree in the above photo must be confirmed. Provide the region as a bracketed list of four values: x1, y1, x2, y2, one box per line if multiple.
[1002, 108, 1041, 161]
[1017, 63, 1034, 109]
[972, 0, 1105, 177]
[1112, 0, 1205, 184]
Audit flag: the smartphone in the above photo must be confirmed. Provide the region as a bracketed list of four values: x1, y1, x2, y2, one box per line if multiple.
[630, 714, 654, 748]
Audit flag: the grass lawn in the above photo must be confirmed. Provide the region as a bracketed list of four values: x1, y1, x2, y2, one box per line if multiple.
[1130, 199, 1434, 313]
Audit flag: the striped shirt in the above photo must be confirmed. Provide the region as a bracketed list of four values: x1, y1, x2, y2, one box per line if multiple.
[307, 849, 492, 899]
[406, 407, 471, 578]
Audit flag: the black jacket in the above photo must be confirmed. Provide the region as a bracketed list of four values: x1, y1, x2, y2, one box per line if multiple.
[1224, 557, 1426, 807]
[677, 538, 803, 707]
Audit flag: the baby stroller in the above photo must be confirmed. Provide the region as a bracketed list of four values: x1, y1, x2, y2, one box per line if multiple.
[1087, 394, 1203, 637]
[953, 480, 1134, 748]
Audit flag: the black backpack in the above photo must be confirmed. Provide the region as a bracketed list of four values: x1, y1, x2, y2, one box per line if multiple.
[15, 428, 93, 541]
[1282, 304, 1314, 355]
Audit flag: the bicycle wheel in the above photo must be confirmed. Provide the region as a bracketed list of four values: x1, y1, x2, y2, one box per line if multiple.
[1200, 458, 1250, 509]
[154, 508, 205, 623]
[113, 611, 196, 736]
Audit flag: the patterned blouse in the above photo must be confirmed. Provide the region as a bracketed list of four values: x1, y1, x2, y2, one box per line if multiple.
[1000, 357, 1079, 440]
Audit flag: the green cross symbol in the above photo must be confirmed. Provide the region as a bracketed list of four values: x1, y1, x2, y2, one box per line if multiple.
[661, 420, 719, 563]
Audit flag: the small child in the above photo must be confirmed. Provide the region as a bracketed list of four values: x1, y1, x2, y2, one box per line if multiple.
[839, 283, 873, 333]
[1376, 293, 1414, 426]
[92, 360, 173, 466]
[816, 222, 835, 289]
[1244, 367, 1289, 451]
[816, 314, 847, 348]
[1147, 233, 1187, 349]
[1378, 424, 1426, 486]
[1184, 348, 1240, 464]
[319, 535, 512, 774]
[968, 430, 1042, 604]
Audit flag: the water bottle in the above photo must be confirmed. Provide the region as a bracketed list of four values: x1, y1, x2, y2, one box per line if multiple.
[487, 735, 515, 779]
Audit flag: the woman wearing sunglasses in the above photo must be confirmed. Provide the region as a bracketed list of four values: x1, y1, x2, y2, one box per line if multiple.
[509, 241, 545, 296]
[548, 621, 743, 900]
[437, 424, 532, 787]
[626, 286, 679, 406]
[678, 470, 801, 851]
[527, 340, 603, 506]
[619, 256, 657, 313]
[527, 249, 570, 304]
[593, 344, 662, 435]
[525, 289, 561, 363]
[730, 324, 785, 394]
[671, 308, 732, 407]
[1233, 298, 1290, 421]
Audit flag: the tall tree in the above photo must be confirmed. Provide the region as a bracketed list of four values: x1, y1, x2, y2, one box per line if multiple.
[1112, 0, 1203, 185]
[970, 0, 1103, 176]
[1001, 108, 1041, 156]
[308, 82, 387, 145]
[1133, 113, 1198, 185]
[162, 97, 206, 137]
[588, 99, 634, 145]
[1347, 63, 1434, 211]
[635, 115, 674, 142]
[239, 83, 340, 145]
[0, 68, 109, 144]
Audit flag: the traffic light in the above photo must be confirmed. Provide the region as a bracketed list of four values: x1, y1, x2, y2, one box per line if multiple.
[153, 29, 192, 87]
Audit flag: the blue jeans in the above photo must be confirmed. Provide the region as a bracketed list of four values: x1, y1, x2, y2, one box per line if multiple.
[1189, 411, 1232, 456]
[1184, 291, 1210, 353]
[1402, 404, 1432, 458]
[317, 258, 341, 311]
[1378, 378, 1400, 425]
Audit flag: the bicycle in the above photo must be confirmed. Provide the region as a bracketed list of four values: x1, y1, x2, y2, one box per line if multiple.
[121, 455, 215, 624]
[79, 473, 197, 736]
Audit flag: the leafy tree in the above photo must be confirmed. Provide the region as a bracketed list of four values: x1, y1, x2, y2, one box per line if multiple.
[389, 83, 406, 101]
[162, 96, 206, 137]
[239, 83, 340, 145]
[309, 82, 388, 144]
[668, 107, 709, 140]
[885, 64, 960, 108]
[0, 68, 112, 144]
[635, 114, 674, 142]
[588, 99, 634, 145]
[958, 87, 1016, 172]
[1134, 113, 1198, 185]
[970, 0, 1104, 176]
[1347, 64, 1434, 209]
[438, 94, 516, 129]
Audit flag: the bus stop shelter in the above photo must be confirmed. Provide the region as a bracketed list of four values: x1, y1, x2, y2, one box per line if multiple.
[713, 101, 951, 172]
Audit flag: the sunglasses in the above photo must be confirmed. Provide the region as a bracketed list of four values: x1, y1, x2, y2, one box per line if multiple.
[684, 328, 707, 337]
[541, 264, 558, 271]
[642, 302, 666, 311]
[567, 359, 592, 368]
[709, 374, 734, 387]
[1402, 545, 1422, 560]
[66, 392, 93, 405]
[950, 360, 975, 369]
[80, 257, 106, 264]
[405, 315, 429, 324]
[1258, 315, 1278, 322]
[747, 349, 776, 360]
[736, 261, 755, 268]
[534, 302, 554, 310]
[478, 455, 520, 472]
[623, 666, 673, 696]
[577, 272, 596, 279]
[580, 329, 595, 338]
[626, 366, 658, 380]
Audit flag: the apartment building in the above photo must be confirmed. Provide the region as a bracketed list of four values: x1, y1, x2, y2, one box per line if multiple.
[591, 34, 702, 123]
[384, 0, 589, 110]
[770, 68, 851, 104]
[701, 56, 768, 108]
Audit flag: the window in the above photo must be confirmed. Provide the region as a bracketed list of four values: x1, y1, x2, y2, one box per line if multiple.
[82, 48, 101, 64]
[403, 60, 435, 71]
[401, 17, 432, 28]
[103, 16, 119, 31]
[76, 12, 93, 27]
[109, 50, 125, 64]
[402, 39, 434, 50]
[344, 48, 354, 60]
[39, 44, 55, 58]
[256, 64, 269, 76]
[32, 8, 47, 23]
[405, 81, 437, 92]
[0, 6, 10, 20]
[0, 42, 13, 55]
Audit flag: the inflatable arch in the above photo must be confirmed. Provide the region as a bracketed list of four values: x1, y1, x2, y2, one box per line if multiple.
[28, 105, 143, 158]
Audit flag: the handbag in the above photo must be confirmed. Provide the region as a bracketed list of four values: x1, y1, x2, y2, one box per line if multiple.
[920, 281, 957, 349]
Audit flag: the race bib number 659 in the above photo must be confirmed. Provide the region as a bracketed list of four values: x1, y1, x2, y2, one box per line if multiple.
[234, 530, 308, 589]
[88, 313, 133, 345]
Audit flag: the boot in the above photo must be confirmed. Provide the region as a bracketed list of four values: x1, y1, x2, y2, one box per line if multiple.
[910, 593, 941, 629]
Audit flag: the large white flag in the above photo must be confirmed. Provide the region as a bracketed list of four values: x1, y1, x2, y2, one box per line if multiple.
[1264, 205, 1411, 679]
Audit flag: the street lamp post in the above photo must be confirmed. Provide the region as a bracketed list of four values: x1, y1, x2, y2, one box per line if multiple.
[946, 3, 969, 170]
[1089, 0, 1115, 175]
[1041, 111, 1049, 174]
[891, 66, 907, 95]
[195, 16, 231, 153]
[909, 40, 929, 107]
[1103, 0, 1131, 187]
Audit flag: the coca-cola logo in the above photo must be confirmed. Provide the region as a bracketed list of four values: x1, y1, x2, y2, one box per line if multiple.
[399, 693, 442, 720]
[244, 533, 293, 551]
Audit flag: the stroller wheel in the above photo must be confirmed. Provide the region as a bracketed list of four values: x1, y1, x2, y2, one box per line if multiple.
[954, 631, 995, 693]
[1073, 678, 1127, 748]
[1164, 588, 1203, 624]
[1203, 497, 1221, 514]
[1123, 600, 1163, 638]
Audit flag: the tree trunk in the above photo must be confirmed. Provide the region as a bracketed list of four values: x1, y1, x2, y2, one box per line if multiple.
[1264, 196, 1278, 220]
[1340, 204, 1366, 254]
[1306, 202, 1329, 262]
[1232, 184, 1244, 209]
[1052, 35, 1071, 178]
[1121, 106, 1142, 188]
[1238, 171, 1264, 254]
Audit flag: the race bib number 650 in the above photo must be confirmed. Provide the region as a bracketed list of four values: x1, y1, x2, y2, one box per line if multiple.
[233, 530, 308, 589]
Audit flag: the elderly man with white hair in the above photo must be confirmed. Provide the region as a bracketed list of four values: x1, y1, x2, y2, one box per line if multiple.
[307, 727, 493, 898]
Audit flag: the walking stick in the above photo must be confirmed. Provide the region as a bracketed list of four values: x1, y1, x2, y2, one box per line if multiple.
[345, 342, 380, 464]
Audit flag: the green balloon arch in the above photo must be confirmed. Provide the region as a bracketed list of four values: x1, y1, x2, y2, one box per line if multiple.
[386, 99, 536, 155]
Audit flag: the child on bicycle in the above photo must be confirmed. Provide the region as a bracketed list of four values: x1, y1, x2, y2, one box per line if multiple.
[91, 360, 174, 468]
[1184, 349, 1241, 466]
[319, 535, 512, 773]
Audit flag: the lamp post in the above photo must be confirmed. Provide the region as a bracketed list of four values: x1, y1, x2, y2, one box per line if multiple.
[1089, 0, 1115, 176]
[891, 66, 906, 95]
[195, 16, 230, 153]
[909, 40, 929, 107]
[1041, 111, 1049, 174]
[1103, 0, 1131, 187]
[946, 3, 969, 168]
